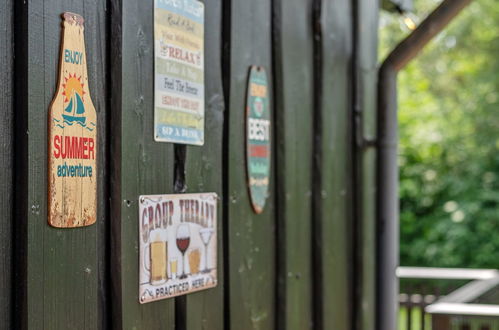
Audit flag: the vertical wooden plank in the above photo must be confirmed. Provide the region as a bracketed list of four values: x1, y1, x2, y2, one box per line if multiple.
[355, 0, 379, 328]
[14, 1, 107, 328]
[83, 1, 111, 327]
[226, 0, 276, 328]
[0, 0, 13, 327]
[110, 0, 175, 328]
[183, 0, 225, 329]
[318, 0, 354, 328]
[273, 0, 314, 329]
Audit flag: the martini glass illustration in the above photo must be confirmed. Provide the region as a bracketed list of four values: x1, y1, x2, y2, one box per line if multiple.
[199, 228, 214, 273]
[176, 224, 190, 279]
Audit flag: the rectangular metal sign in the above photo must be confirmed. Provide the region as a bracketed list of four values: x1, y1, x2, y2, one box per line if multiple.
[139, 193, 217, 303]
[154, 0, 205, 145]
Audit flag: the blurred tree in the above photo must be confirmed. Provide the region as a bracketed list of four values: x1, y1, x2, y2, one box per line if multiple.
[380, 0, 499, 268]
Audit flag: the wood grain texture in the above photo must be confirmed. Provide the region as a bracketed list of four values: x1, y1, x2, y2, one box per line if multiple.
[82, 1, 111, 327]
[319, 0, 355, 328]
[110, 0, 175, 327]
[183, 0, 225, 329]
[226, 0, 276, 329]
[14, 0, 107, 328]
[0, 0, 13, 327]
[2, 0, 381, 327]
[273, 0, 314, 328]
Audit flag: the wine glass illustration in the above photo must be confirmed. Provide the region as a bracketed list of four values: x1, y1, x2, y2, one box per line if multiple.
[199, 227, 214, 273]
[176, 224, 191, 279]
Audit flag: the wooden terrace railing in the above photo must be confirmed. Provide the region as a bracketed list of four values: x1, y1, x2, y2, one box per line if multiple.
[398, 267, 499, 330]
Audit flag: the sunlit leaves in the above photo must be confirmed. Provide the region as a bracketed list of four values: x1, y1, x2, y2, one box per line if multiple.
[381, 0, 499, 268]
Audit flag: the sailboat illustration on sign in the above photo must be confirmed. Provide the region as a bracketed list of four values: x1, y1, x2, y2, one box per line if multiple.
[62, 73, 86, 124]
[63, 92, 86, 124]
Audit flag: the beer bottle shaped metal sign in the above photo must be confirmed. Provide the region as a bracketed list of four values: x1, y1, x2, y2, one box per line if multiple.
[48, 13, 97, 227]
[246, 66, 271, 214]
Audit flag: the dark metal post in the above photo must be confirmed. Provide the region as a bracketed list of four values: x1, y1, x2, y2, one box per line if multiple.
[377, 66, 399, 330]
[376, 1, 473, 329]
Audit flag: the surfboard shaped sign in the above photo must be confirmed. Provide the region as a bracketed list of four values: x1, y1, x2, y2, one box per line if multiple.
[48, 13, 97, 228]
[246, 66, 271, 214]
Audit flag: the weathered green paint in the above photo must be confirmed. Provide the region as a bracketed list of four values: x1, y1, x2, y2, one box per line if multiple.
[0, 0, 13, 327]
[227, 0, 276, 328]
[246, 66, 271, 214]
[14, 1, 107, 328]
[110, 0, 175, 327]
[183, 0, 225, 328]
[320, 0, 355, 328]
[0, 0, 381, 328]
[273, 0, 314, 328]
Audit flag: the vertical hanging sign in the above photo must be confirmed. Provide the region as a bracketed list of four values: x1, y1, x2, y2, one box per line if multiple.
[246, 66, 271, 214]
[139, 193, 217, 303]
[48, 13, 97, 228]
[154, 0, 205, 145]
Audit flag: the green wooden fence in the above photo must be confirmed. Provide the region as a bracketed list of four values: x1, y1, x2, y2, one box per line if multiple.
[0, 0, 379, 328]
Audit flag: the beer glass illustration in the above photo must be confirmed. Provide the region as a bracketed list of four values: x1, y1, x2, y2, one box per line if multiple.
[169, 257, 178, 280]
[199, 227, 214, 272]
[144, 236, 168, 285]
[176, 224, 190, 279]
[189, 248, 201, 274]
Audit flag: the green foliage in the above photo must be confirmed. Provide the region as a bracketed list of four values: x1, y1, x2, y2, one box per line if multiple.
[381, 0, 499, 268]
